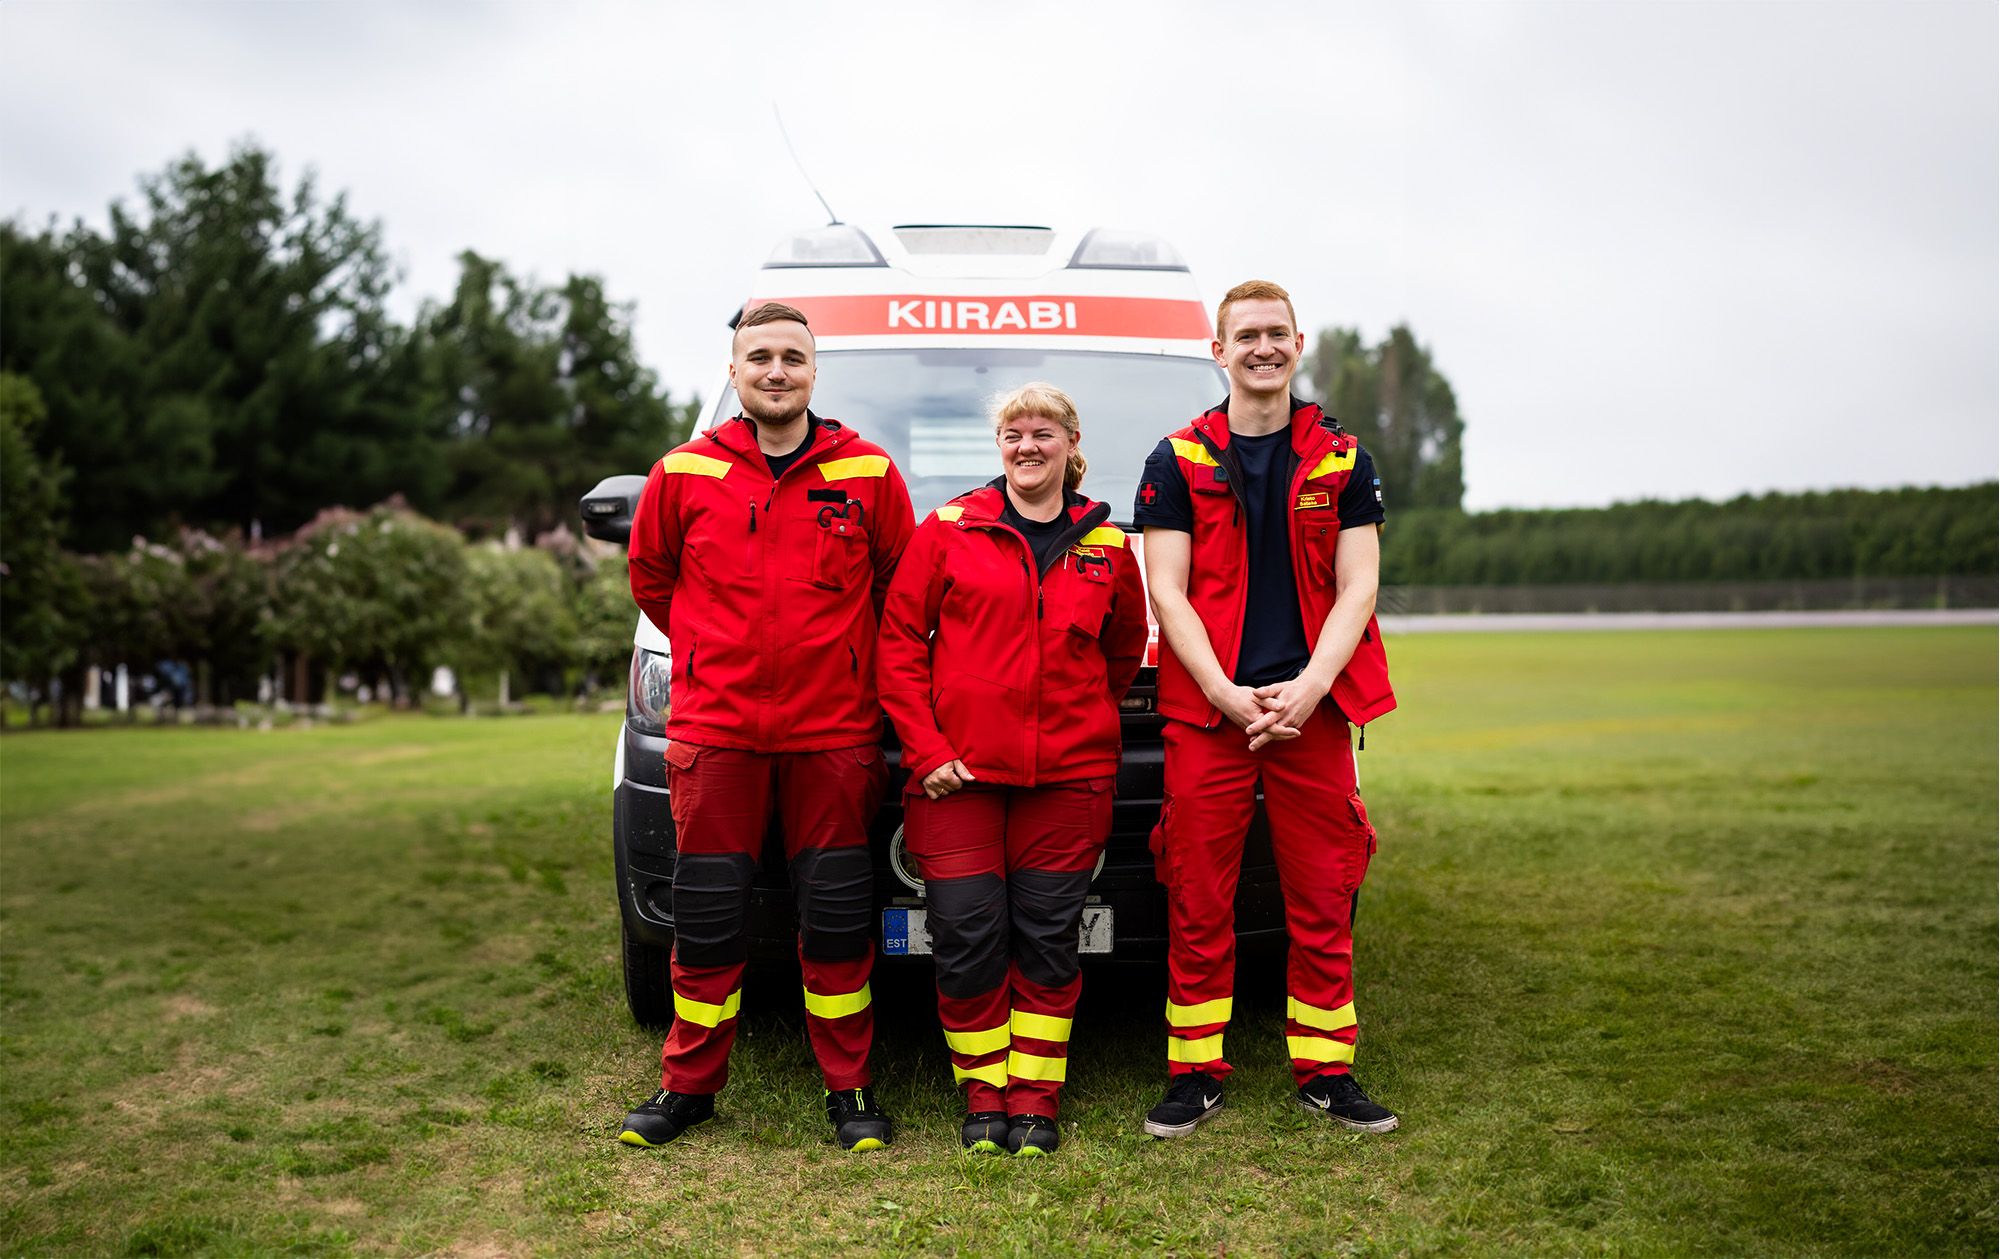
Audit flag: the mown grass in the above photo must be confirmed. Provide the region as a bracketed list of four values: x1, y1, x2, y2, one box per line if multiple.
[0, 627, 1992, 1257]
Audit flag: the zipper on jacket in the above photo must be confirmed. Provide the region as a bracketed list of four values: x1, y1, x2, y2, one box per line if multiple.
[847, 644, 857, 673]
[749, 502, 757, 533]
[685, 644, 696, 682]
[1358, 725, 1366, 751]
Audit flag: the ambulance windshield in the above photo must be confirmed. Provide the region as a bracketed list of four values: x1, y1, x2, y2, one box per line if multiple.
[798, 349, 1225, 523]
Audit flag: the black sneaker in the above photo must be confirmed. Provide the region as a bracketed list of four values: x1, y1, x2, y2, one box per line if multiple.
[1143, 1071, 1225, 1138]
[825, 1086, 893, 1151]
[618, 1089, 714, 1147]
[1296, 1072, 1399, 1133]
[961, 1110, 1008, 1155]
[1007, 1114, 1059, 1157]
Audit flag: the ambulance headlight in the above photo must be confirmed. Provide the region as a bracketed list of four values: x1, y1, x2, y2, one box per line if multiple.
[1067, 228, 1189, 271]
[762, 225, 887, 268]
[628, 648, 671, 735]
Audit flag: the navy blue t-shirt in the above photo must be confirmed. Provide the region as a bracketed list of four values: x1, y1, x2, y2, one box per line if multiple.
[1133, 420, 1384, 687]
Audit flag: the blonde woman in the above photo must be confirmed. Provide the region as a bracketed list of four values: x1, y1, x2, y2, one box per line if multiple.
[876, 383, 1148, 1155]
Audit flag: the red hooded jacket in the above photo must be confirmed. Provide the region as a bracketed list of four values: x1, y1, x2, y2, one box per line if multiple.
[1153, 399, 1396, 730]
[877, 483, 1150, 787]
[627, 415, 915, 753]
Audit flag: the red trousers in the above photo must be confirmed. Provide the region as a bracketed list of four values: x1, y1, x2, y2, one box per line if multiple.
[1152, 708, 1377, 1087]
[659, 741, 887, 1094]
[903, 777, 1112, 1117]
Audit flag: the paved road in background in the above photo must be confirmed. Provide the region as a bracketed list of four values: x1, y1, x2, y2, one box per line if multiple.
[1379, 609, 1999, 634]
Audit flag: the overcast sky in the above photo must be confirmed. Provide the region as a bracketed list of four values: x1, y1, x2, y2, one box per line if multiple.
[3, 0, 1993, 510]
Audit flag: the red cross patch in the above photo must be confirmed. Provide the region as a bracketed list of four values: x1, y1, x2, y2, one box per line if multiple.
[1138, 482, 1160, 505]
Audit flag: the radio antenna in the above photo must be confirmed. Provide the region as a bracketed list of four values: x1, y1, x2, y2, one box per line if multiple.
[773, 103, 841, 226]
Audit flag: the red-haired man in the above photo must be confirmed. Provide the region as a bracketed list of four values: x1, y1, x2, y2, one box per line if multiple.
[1132, 281, 1400, 1137]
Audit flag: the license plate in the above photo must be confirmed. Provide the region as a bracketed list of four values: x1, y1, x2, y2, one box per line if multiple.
[883, 905, 1114, 956]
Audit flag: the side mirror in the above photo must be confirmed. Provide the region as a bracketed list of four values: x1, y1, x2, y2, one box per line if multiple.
[579, 474, 648, 545]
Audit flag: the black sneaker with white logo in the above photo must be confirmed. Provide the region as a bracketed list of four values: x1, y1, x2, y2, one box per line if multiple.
[1007, 1114, 1060, 1157]
[618, 1089, 715, 1147]
[1296, 1072, 1399, 1133]
[825, 1085, 893, 1151]
[1143, 1071, 1225, 1138]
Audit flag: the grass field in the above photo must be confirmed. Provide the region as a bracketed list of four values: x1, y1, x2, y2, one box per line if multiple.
[1, 627, 1993, 1258]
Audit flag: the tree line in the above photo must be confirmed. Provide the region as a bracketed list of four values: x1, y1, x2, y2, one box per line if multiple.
[0, 142, 699, 554]
[1380, 485, 1997, 586]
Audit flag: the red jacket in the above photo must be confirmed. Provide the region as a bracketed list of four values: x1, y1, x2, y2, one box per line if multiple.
[1153, 400, 1396, 730]
[628, 415, 915, 753]
[877, 483, 1150, 787]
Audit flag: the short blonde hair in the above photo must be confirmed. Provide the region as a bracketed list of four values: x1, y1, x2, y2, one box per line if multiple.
[1215, 280, 1298, 342]
[990, 382, 1086, 491]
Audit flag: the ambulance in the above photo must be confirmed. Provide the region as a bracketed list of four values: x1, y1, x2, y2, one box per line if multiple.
[584, 224, 1290, 1028]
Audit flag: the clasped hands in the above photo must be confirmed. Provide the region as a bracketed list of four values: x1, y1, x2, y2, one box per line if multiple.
[1212, 673, 1329, 751]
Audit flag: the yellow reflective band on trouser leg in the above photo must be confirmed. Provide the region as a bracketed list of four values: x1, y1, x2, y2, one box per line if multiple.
[1286, 997, 1357, 1032]
[1009, 1010, 1073, 1043]
[1285, 1035, 1357, 1065]
[1167, 1033, 1225, 1064]
[801, 983, 872, 1019]
[943, 1023, 1011, 1056]
[673, 988, 742, 1029]
[1165, 996, 1233, 1028]
[952, 1060, 1009, 1088]
[1007, 1051, 1068, 1083]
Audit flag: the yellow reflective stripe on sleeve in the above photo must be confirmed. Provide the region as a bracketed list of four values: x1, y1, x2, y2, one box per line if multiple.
[952, 1060, 1009, 1088]
[1287, 997, 1357, 1032]
[673, 988, 742, 1028]
[943, 1023, 1011, 1056]
[1165, 996, 1234, 1028]
[1285, 1035, 1357, 1065]
[819, 455, 890, 480]
[1307, 448, 1357, 480]
[1009, 1010, 1073, 1043]
[1168, 437, 1219, 467]
[660, 451, 732, 479]
[1007, 1050, 1068, 1082]
[1078, 526, 1127, 549]
[1167, 1033, 1225, 1064]
[801, 983, 871, 1019]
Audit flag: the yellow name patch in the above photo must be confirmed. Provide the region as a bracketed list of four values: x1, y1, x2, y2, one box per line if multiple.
[1295, 491, 1332, 510]
[660, 451, 731, 479]
[1068, 546, 1104, 559]
[818, 455, 890, 480]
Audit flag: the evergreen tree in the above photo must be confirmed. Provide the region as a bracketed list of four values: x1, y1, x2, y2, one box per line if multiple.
[1303, 325, 1465, 511]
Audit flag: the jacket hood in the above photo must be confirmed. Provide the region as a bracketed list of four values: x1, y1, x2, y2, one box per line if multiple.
[704, 412, 858, 466]
[1193, 396, 1335, 457]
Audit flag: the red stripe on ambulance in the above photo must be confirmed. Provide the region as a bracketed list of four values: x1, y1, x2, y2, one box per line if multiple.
[753, 294, 1212, 340]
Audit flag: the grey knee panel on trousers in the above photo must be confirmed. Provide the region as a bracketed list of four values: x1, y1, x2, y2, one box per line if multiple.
[925, 873, 1009, 998]
[1008, 867, 1093, 987]
[671, 853, 757, 967]
[791, 845, 874, 960]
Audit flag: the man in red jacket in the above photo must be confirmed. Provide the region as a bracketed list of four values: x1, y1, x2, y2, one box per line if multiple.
[1133, 280, 1401, 1138]
[616, 303, 915, 1151]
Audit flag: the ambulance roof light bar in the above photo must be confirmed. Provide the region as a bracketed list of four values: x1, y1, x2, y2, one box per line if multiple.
[1067, 228, 1190, 272]
[762, 225, 888, 269]
[892, 225, 1054, 256]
